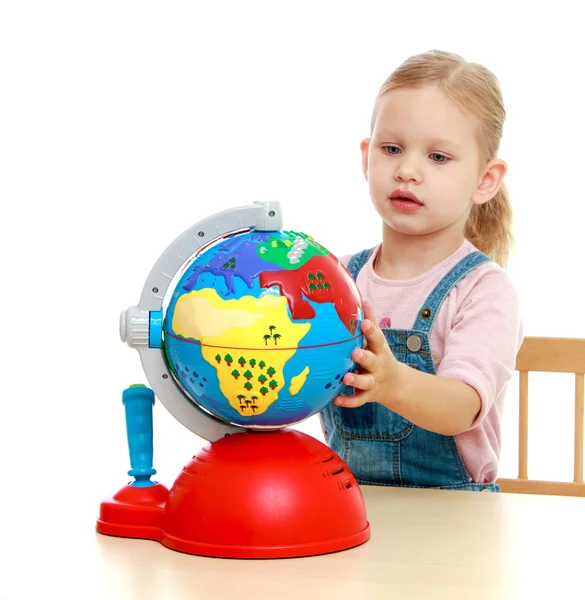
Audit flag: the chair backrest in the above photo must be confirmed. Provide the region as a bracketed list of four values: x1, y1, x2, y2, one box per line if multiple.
[497, 337, 585, 496]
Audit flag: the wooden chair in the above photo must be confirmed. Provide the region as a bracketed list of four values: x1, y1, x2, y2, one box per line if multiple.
[497, 337, 585, 497]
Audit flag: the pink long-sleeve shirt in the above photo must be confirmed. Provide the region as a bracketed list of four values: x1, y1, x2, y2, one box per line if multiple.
[340, 240, 523, 483]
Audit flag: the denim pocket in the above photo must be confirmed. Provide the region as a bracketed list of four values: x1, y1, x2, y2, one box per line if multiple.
[334, 402, 413, 440]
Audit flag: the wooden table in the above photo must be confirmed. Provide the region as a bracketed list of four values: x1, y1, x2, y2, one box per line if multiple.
[3, 485, 582, 599]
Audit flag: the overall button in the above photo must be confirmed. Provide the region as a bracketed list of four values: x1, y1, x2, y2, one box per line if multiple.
[421, 308, 432, 319]
[407, 335, 422, 352]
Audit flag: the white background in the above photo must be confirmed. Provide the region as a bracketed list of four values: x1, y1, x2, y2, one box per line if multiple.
[1, 0, 583, 550]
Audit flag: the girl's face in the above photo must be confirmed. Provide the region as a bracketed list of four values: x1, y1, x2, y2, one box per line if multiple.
[362, 85, 497, 242]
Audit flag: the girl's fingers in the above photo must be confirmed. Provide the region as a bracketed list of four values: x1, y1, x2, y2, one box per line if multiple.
[361, 317, 387, 355]
[343, 371, 374, 391]
[351, 348, 377, 370]
[362, 298, 376, 319]
[333, 392, 369, 408]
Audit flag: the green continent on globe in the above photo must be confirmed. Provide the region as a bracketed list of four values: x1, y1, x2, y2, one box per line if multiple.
[257, 231, 327, 270]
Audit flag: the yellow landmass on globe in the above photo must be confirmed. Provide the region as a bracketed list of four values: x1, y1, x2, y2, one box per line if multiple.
[172, 289, 311, 417]
[289, 366, 310, 396]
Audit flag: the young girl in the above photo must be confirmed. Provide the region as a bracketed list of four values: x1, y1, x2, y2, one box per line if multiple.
[320, 50, 523, 492]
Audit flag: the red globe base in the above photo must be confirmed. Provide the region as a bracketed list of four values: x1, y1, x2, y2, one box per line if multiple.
[97, 429, 370, 558]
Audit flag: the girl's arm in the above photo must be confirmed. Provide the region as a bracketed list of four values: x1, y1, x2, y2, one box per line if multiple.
[335, 303, 480, 435]
[338, 342, 481, 436]
[335, 288, 521, 436]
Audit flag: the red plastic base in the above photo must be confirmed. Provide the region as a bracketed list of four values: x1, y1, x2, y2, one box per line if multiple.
[97, 429, 370, 558]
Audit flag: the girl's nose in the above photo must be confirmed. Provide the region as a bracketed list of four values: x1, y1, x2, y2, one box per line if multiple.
[394, 157, 422, 183]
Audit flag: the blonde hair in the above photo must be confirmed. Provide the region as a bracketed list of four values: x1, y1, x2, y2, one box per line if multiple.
[372, 50, 513, 268]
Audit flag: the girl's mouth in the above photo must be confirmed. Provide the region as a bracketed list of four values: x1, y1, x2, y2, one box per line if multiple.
[390, 189, 423, 211]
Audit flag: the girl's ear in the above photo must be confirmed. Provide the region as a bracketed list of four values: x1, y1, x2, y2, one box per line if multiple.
[360, 138, 370, 181]
[473, 159, 507, 205]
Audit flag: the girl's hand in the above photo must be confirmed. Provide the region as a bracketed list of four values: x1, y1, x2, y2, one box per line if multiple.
[334, 299, 405, 408]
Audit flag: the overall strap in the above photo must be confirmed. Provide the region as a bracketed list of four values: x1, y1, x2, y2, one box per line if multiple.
[345, 247, 375, 280]
[411, 251, 491, 333]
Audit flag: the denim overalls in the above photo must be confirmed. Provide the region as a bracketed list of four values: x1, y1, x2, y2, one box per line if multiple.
[320, 248, 499, 492]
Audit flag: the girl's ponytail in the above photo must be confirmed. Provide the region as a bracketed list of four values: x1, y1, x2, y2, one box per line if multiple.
[465, 182, 513, 268]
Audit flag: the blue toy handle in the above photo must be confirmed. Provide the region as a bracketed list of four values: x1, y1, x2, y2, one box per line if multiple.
[122, 385, 157, 487]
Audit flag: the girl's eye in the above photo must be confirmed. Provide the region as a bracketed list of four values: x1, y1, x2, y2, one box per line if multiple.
[384, 145, 401, 155]
[430, 153, 449, 163]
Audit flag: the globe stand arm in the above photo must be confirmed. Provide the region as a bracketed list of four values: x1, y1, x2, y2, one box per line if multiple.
[120, 201, 283, 442]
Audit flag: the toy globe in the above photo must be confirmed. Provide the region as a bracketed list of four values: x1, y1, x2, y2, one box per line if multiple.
[96, 202, 371, 558]
[165, 227, 363, 428]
